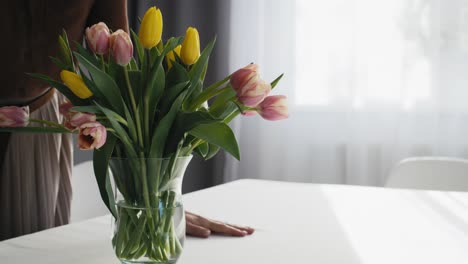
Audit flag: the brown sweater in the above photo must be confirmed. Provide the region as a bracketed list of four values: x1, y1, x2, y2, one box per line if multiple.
[0, 0, 129, 105]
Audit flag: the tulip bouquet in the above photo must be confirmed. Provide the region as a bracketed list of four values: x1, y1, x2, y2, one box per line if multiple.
[0, 6, 287, 263]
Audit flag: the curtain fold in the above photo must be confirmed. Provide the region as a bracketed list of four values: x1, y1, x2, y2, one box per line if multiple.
[225, 0, 468, 186]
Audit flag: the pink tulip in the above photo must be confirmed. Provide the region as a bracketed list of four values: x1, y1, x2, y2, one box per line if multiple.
[59, 102, 96, 131]
[257, 95, 289, 121]
[230, 64, 259, 92]
[0, 106, 29, 127]
[110, 29, 133, 66]
[78, 121, 107, 150]
[85, 22, 110, 55]
[59, 102, 75, 130]
[59, 101, 73, 116]
[69, 112, 97, 128]
[237, 76, 271, 107]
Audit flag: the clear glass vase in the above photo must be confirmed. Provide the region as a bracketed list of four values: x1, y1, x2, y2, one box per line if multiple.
[109, 156, 192, 264]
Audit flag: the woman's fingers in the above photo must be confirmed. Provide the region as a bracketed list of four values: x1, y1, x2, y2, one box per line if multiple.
[226, 223, 255, 235]
[206, 221, 248, 237]
[186, 221, 211, 238]
[185, 211, 254, 237]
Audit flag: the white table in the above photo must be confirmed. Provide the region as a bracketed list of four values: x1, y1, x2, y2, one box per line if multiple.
[2, 179, 468, 264]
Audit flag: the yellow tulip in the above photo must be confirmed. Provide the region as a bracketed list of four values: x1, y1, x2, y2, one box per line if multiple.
[166, 45, 181, 69]
[139, 7, 163, 49]
[180, 27, 200, 65]
[60, 70, 93, 99]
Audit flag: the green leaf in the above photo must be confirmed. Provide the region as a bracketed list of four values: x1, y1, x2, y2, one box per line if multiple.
[107, 60, 121, 81]
[0, 126, 71, 133]
[147, 37, 183, 83]
[128, 70, 142, 104]
[123, 103, 137, 142]
[145, 65, 165, 123]
[71, 105, 101, 113]
[165, 111, 219, 154]
[105, 169, 117, 219]
[185, 36, 216, 101]
[174, 111, 219, 132]
[27, 73, 87, 106]
[131, 29, 144, 66]
[159, 81, 190, 117]
[79, 67, 106, 100]
[95, 103, 137, 158]
[58, 34, 73, 68]
[271, 73, 284, 89]
[149, 91, 187, 158]
[185, 79, 203, 109]
[149, 46, 160, 65]
[209, 88, 236, 118]
[49, 56, 69, 70]
[163, 37, 184, 55]
[219, 101, 239, 120]
[129, 58, 138, 71]
[74, 41, 100, 68]
[93, 134, 117, 217]
[194, 142, 209, 158]
[146, 37, 183, 85]
[166, 61, 189, 88]
[61, 29, 74, 69]
[74, 53, 124, 115]
[205, 143, 220, 160]
[188, 122, 240, 160]
[189, 37, 216, 83]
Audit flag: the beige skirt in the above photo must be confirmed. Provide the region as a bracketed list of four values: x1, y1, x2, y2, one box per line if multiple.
[0, 92, 73, 240]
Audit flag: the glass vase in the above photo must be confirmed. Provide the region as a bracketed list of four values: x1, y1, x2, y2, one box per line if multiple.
[109, 156, 192, 264]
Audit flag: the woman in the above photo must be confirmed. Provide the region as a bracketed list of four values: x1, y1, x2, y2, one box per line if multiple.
[0, 0, 253, 241]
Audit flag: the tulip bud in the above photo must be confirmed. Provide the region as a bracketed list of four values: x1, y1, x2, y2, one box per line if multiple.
[0, 106, 29, 127]
[59, 101, 73, 116]
[85, 22, 110, 55]
[180, 27, 200, 65]
[59, 101, 97, 130]
[60, 70, 93, 99]
[59, 101, 75, 130]
[139, 7, 163, 49]
[166, 45, 181, 69]
[110, 30, 133, 66]
[230, 64, 259, 92]
[70, 112, 96, 128]
[78, 121, 107, 150]
[236, 76, 271, 107]
[257, 95, 289, 121]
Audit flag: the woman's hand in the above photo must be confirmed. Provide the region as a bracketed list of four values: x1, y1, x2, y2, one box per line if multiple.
[185, 211, 255, 238]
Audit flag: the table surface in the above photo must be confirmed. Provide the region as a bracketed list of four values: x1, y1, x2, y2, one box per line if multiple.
[2, 179, 468, 264]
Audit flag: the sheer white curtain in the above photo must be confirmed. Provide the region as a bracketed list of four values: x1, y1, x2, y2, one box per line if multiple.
[224, 0, 468, 186]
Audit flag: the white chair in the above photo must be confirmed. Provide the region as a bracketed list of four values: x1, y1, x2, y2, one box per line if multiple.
[385, 157, 468, 192]
[71, 161, 109, 222]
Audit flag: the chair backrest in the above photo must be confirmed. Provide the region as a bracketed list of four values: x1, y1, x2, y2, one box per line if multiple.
[71, 161, 108, 222]
[385, 157, 468, 192]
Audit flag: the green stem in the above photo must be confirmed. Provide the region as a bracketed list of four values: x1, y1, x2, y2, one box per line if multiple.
[189, 86, 232, 111]
[188, 74, 232, 111]
[139, 157, 152, 208]
[143, 50, 151, 146]
[100, 55, 106, 72]
[124, 66, 144, 149]
[29, 118, 67, 129]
